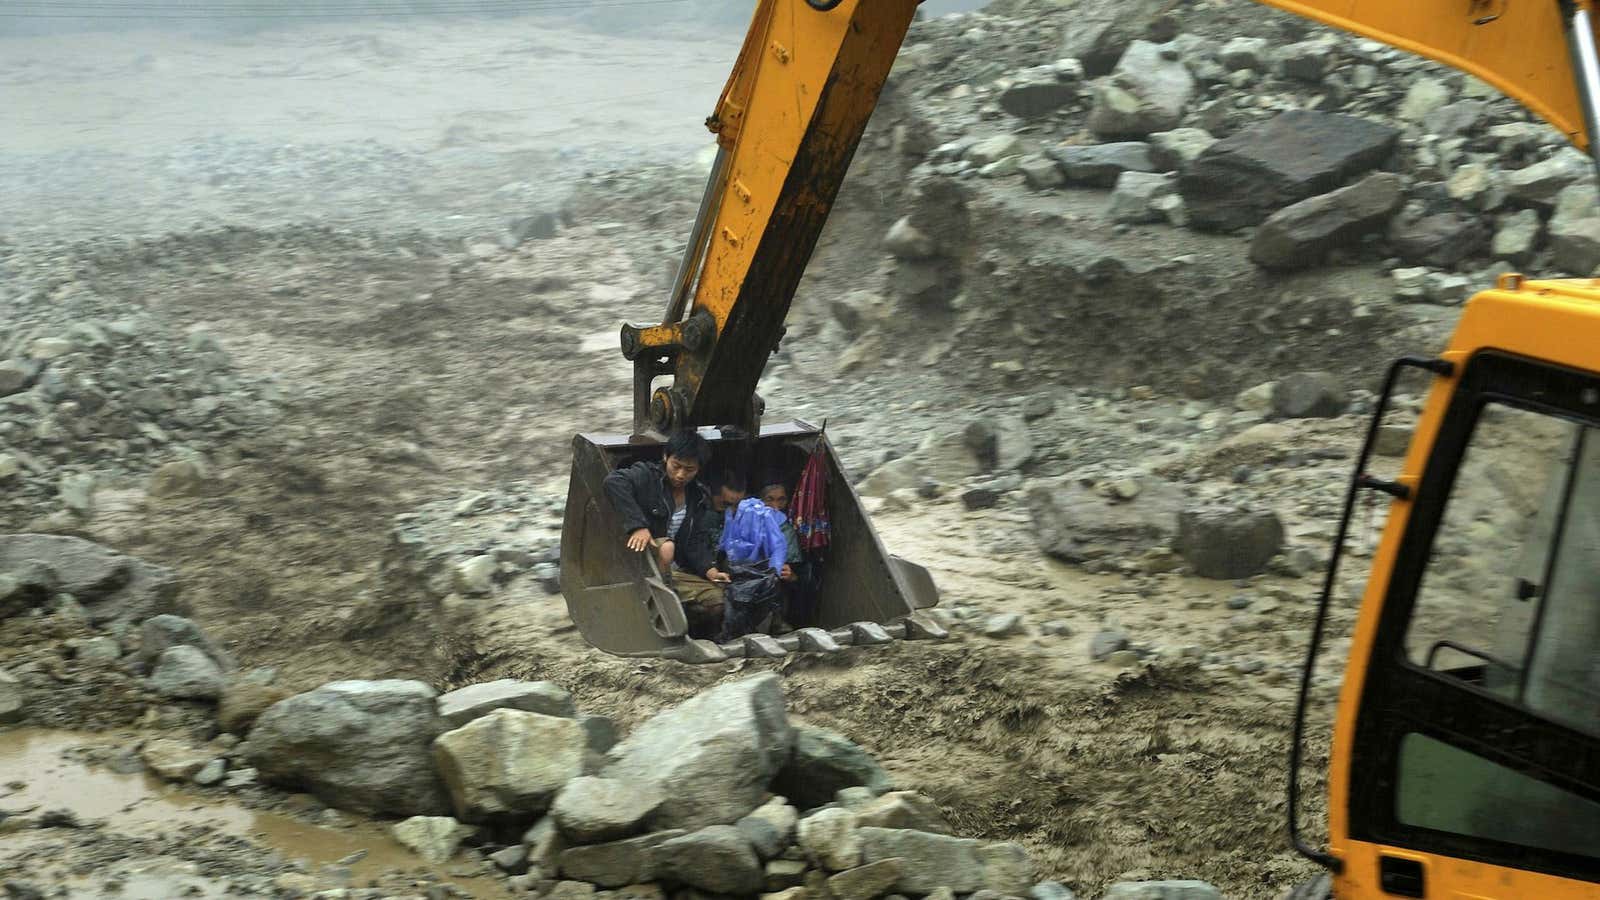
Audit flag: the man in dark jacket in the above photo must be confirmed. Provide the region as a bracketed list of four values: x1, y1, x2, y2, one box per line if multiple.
[601, 429, 730, 637]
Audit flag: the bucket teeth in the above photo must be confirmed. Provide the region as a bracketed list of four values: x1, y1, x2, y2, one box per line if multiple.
[743, 634, 789, 658]
[794, 627, 843, 653]
[848, 621, 894, 646]
[903, 611, 950, 640]
[666, 639, 730, 664]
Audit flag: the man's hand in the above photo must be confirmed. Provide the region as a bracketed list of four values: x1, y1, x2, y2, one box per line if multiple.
[706, 567, 732, 585]
[780, 564, 796, 582]
[626, 528, 651, 552]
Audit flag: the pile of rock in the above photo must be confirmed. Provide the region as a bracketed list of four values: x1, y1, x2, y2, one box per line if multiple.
[0, 275, 283, 521]
[228, 672, 1224, 900]
[382, 482, 565, 601]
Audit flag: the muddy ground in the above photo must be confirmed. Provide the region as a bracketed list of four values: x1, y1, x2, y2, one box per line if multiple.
[0, 4, 1479, 899]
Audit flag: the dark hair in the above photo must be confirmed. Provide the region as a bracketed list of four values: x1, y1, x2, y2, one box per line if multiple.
[663, 429, 711, 467]
[709, 469, 747, 494]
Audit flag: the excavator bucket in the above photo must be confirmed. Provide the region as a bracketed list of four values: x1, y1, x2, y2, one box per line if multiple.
[560, 421, 943, 663]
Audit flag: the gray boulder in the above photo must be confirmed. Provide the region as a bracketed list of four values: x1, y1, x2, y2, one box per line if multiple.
[0, 534, 181, 625]
[1249, 173, 1404, 270]
[1049, 142, 1156, 187]
[604, 674, 793, 830]
[857, 827, 984, 894]
[550, 776, 663, 843]
[150, 646, 225, 701]
[1147, 128, 1216, 169]
[1088, 41, 1196, 138]
[1032, 881, 1077, 900]
[1277, 36, 1337, 82]
[1547, 183, 1600, 274]
[1059, 2, 1168, 76]
[1176, 507, 1286, 579]
[1027, 479, 1183, 565]
[558, 829, 683, 888]
[772, 726, 892, 810]
[433, 709, 588, 822]
[139, 614, 230, 669]
[978, 841, 1034, 894]
[1505, 149, 1592, 209]
[1180, 111, 1399, 232]
[651, 826, 765, 895]
[1219, 36, 1269, 71]
[1388, 212, 1489, 268]
[829, 859, 905, 900]
[854, 791, 952, 834]
[1101, 881, 1223, 900]
[999, 65, 1079, 119]
[1272, 371, 1347, 418]
[436, 679, 576, 726]
[244, 679, 451, 816]
[798, 807, 862, 871]
[1019, 156, 1066, 190]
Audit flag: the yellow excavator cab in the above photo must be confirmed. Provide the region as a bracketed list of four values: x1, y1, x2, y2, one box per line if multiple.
[560, 422, 944, 663]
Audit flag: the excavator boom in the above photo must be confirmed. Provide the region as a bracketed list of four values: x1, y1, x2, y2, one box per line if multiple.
[1254, 0, 1600, 164]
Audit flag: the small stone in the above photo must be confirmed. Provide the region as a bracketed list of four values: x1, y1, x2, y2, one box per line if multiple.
[1031, 881, 1076, 900]
[28, 337, 73, 360]
[491, 844, 532, 874]
[453, 555, 497, 595]
[59, 473, 96, 517]
[981, 613, 1025, 637]
[1272, 372, 1346, 419]
[1019, 395, 1054, 420]
[1107, 650, 1142, 668]
[140, 739, 212, 781]
[966, 135, 1024, 166]
[1101, 881, 1221, 900]
[73, 636, 121, 664]
[1374, 425, 1413, 457]
[961, 488, 1001, 511]
[1039, 621, 1073, 637]
[392, 815, 476, 864]
[1089, 629, 1130, 662]
[765, 859, 810, 892]
[147, 460, 208, 498]
[193, 758, 227, 787]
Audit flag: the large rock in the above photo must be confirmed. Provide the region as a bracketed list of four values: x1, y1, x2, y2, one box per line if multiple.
[1493, 208, 1542, 263]
[966, 135, 1023, 167]
[1176, 507, 1286, 579]
[961, 417, 1034, 473]
[0, 669, 23, 724]
[1027, 479, 1184, 565]
[1049, 142, 1156, 187]
[1180, 111, 1399, 232]
[139, 615, 230, 670]
[1101, 882, 1223, 900]
[558, 829, 684, 887]
[150, 646, 225, 701]
[798, 808, 862, 871]
[1088, 41, 1196, 139]
[436, 679, 576, 726]
[1059, 1, 1168, 76]
[392, 816, 475, 864]
[550, 776, 663, 843]
[433, 709, 588, 822]
[772, 727, 892, 810]
[884, 217, 937, 260]
[1505, 149, 1591, 209]
[1249, 173, 1404, 270]
[604, 674, 793, 830]
[1272, 371, 1347, 418]
[828, 859, 905, 900]
[1387, 212, 1489, 267]
[244, 679, 451, 816]
[999, 65, 1079, 119]
[1219, 36, 1269, 71]
[0, 359, 41, 398]
[0, 535, 180, 624]
[139, 739, 212, 781]
[854, 791, 952, 834]
[1547, 183, 1600, 274]
[738, 798, 798, 859]
[857, 827, 984, 894]
[1148, 128, 1215, 169]
[651, 826, 765, 895]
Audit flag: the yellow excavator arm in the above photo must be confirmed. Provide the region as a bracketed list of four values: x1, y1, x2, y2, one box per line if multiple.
[619, 0, 920, 439]
[1254, 0, 1600, 157]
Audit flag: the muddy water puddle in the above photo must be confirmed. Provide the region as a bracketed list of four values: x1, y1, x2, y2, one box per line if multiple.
[0, 728, 510, 897]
